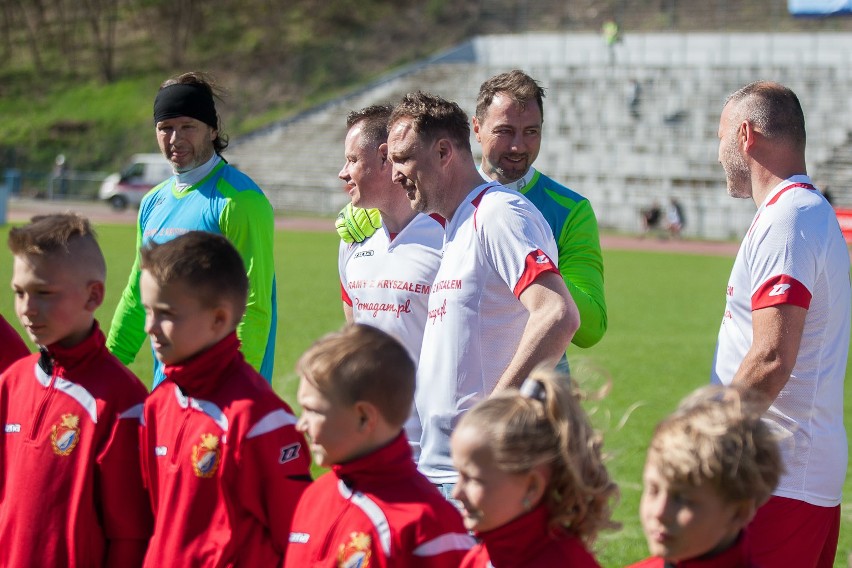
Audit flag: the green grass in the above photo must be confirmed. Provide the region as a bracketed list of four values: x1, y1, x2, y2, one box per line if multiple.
[0, 76, 164, 171]
[0, 223, 849, 567]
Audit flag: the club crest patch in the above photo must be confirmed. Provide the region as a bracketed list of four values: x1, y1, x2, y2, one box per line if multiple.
[192, 433, 221, 478]
[51, 413, 80, 456]
[338, 531, 371, 568]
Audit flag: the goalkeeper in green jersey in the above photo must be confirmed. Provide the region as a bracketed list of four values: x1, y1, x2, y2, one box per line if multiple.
[337, 70, 606, 350]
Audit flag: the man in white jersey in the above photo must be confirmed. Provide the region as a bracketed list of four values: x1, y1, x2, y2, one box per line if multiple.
[711, 81, 849, 568]
[387, 91, 580, 490]
[472, 70, 606, 353]
[337, 104, 443, 457]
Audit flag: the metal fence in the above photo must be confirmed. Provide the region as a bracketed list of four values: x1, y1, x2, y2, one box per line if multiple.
[4, 170, 108, 201]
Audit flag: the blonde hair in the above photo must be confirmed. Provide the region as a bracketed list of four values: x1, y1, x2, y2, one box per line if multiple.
[457, 366, 619, 546]
[296, 324, 415, 427]
[8, 213, 105, 280]
[648, 385, 782, 506]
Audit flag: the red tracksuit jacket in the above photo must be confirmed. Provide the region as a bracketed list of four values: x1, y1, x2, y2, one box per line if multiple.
[140, 332, 311, 567]
[627, 532, 758, 568]
[283, 432, 474, 568]
[0, 315, 29, 373]
[0, 323, 152, 567]
[460, 504, 601, 568]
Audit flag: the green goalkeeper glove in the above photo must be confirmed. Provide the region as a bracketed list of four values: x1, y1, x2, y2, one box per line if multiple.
[335, 204, 382, 243]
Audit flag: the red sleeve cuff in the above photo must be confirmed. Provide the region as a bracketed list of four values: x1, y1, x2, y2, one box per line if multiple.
[752, 274, 812, 310]
[513, 249, 560, 298]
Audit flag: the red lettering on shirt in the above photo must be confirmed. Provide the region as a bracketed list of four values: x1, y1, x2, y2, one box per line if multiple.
[433, 279, 463, 292]
[353, 298, 413, 319]
[346, 279, 431, 294]
[427, 299, 448, 325]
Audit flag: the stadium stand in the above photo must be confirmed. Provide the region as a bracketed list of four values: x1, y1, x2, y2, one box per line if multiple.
[228, 32, 852, 239]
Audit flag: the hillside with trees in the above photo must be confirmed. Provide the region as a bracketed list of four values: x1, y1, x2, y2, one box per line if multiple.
[1, 0, 849, 173]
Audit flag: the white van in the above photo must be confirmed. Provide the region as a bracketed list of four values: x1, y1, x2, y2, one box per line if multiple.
[98, 154, 173, 210]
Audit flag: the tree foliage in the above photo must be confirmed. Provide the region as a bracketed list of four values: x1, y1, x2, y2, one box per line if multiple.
[2, 0, 851, 172]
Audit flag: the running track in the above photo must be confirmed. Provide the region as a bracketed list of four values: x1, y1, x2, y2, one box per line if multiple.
[7, 198, 741, 257]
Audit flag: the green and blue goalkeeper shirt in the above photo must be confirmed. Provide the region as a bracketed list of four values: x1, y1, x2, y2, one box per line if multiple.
[489, 166, 607, 348]
[107, 155, 277, 386]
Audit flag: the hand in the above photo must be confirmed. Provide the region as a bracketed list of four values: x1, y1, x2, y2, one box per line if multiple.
[335, 204, 381, 243]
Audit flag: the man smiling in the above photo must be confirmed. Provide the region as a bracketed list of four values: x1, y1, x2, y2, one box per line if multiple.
[336, 71, 607, 355]
[386, 91, 579, 491]
[336, 104, 443, 457]
[473, 70, 606, 352]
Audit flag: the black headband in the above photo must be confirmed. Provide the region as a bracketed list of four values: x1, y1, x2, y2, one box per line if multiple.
[153, 83, 218, 129]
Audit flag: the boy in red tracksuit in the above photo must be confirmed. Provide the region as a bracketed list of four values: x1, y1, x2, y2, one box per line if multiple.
[0, 315, 28, 372]
[629, 386, 782, 568]
[0, 213, 152, 567]
[138, 231, 311, 566]
[284, 324, 474, 568]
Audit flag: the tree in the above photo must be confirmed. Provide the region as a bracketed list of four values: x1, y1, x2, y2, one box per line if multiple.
[80, 0, 118, 82]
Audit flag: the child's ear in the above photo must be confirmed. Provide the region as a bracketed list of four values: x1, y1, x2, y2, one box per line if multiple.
[85, 281, 105, 312]
[353, 401, 380, 434]
[212, 304, 234, 332]
[730, 498, 758, 531]
[524, 463, 550, 510]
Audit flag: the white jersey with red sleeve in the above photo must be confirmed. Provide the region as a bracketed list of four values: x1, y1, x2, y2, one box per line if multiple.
[711, 175, 850, 507]
[417, 182, 560, 483]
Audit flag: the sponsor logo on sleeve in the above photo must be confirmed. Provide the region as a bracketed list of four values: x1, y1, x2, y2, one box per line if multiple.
[768, 283, 791, 297]
[4, 424, 21, 433]
[279, 442, 301, 464]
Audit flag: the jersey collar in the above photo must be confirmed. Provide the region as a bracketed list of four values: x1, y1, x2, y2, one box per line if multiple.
[761, 174, 813, 208]
[477, 166, 538, 193]
[174, 153, 222, 192]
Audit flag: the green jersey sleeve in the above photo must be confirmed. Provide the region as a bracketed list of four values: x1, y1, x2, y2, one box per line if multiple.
[558, 198, 607, 348]
[106, 216, 149, 364]
[218, 187, 276, 375]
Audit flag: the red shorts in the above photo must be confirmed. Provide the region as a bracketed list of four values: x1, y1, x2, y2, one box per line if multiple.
[746, 496, 840, 568]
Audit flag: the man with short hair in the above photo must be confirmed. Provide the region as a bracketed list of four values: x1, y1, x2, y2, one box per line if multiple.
[337, 70, 607, 353]
[386, 91, 579, 488]
[712, 81, 850, 568]
[337, 104, 443, 457]
[473, 69, 606, 350]
[108, 72, 277, 387]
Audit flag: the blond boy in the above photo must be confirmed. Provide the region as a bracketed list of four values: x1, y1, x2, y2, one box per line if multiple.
[1, 213, 151, 567]
[285, 324, 474, 567]
[630, 385, 782, 568]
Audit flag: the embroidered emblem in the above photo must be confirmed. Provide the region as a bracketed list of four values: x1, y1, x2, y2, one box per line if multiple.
[338, 531, 371, 568]
[192, 433, 221, 478]
[51, 414, 80, 456]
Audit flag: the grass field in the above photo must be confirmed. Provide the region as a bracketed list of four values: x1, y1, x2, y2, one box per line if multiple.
[0, 222, 849, 567]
